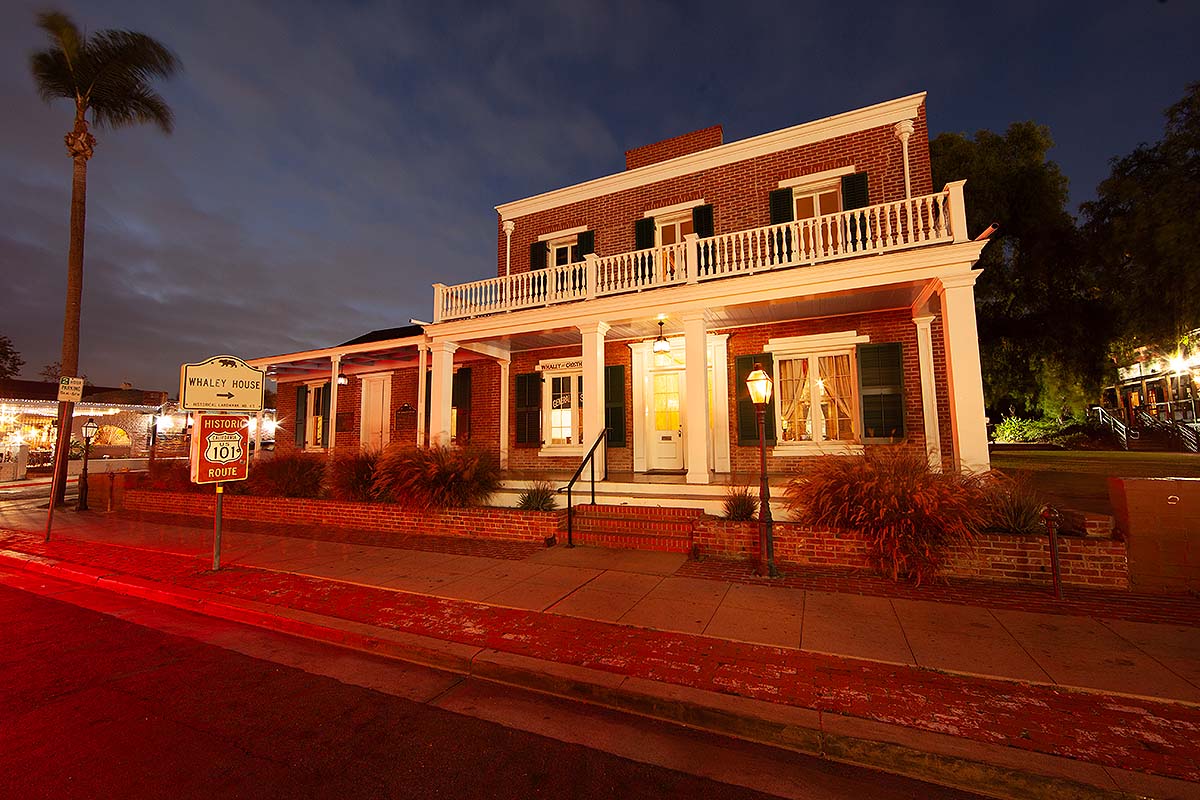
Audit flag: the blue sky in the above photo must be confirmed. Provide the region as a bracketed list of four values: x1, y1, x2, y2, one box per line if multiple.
[1, 0, 1196, 391]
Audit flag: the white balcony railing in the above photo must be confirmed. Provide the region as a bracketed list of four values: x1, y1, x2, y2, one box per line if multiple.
[434, 182, 967, 322]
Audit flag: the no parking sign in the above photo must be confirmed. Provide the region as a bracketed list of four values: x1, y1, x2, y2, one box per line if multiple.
[190, 415, 250, 484]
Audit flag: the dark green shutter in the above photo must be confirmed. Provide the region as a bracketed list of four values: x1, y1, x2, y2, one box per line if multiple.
[452, 367, 471, 443]
[858, 343, 904, 441]
[529, 240, 548, 271]
[841, 172, 870, 209]
[515, 372, 542, 445]
[769, 189, 794, 224]
[294, 385, 308, 447]
[423, 370, 431, 443]
[320, 382, 331, 447]
[692, 204, 714, 238]
[735, 354, 776, 446]
[577, 230, 594, 256]
[634, 217, 655, 250]
[604, 364, 626, 447]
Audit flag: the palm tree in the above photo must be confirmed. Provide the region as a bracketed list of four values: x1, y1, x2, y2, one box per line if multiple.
[30, 11, 179, 517]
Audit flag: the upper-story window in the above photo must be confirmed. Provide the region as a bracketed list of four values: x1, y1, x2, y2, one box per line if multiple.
[656, 211, 694, 246]
[792, 184, 841, 221]
[530, 227, 594, 271]
[770, 167, 868, 225]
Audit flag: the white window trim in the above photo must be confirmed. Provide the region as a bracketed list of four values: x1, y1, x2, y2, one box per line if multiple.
[537, 225, 589, 242]
[537, 361, 585, 457]
[765, 331, 868, 454]
[777, 165, 855, 191]
[359, 372, 392, 450]
[303, 379, 330, 452]
[643, 198, 705, 218]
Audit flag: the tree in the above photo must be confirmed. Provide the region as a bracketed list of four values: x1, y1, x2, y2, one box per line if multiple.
[38, 361, 89, 384]
[1084, 83, 1200, 350]
[29, 11, 179, 509]
[0, 335, 25, 379]
[931, 123, 1111, 418]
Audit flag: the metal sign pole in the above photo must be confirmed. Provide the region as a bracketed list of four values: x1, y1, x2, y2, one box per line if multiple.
[213, 482, 224, 571]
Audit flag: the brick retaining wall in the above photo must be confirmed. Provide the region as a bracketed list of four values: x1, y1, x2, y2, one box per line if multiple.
[694, 517, 1129, 589]
[125, 490, 564, 544]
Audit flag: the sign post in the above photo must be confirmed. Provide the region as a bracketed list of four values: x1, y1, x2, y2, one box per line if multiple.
[181, 355, 263, 571]
[189, 414, 251, 569]
[44, 376, 87, 542]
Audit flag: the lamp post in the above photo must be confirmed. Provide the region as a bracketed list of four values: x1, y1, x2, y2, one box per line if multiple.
[77, 417, 97, 511]
[746, 364, 777, 578]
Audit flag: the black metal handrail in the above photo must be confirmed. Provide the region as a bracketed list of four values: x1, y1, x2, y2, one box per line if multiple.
[558, 428, 609, 547]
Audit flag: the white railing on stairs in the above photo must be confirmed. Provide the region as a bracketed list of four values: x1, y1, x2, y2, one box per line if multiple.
[434, 183, 967, 322]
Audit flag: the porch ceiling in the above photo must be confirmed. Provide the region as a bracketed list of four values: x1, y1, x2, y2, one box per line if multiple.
[463, 279, 936, 355]
[262, 344, 421, 381]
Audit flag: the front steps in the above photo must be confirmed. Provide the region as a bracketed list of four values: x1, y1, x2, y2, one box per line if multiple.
[566, 504, 706, 553]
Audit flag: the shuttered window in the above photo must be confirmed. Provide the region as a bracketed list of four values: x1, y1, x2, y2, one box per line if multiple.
[768, 188, 794, 225]
[841, 172, 870, 251]
[858, 343, 905, 441]
[294, 385, 308, 447]
[515, 372, 542, 445]
[691, 204, 714, 238]
[529, 240, 548, 271]
[604, 364, 626, 447]
[577, 230, 594, 257]
[735, 354, 776, 446]
[634, 217, 656, 250]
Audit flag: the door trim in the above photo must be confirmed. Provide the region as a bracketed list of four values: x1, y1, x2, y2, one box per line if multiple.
[359, 372, 392, 450]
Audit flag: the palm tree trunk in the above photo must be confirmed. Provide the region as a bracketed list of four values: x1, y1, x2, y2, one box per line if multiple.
[48, 119, 92, 515]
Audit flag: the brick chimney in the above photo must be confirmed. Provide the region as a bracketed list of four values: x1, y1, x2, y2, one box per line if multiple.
[625, 125, 723, 171]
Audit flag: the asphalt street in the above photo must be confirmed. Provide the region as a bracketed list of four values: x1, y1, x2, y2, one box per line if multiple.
[0, 568, 986, 800]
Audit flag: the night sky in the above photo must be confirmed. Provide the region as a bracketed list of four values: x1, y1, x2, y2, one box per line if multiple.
[1, 0, 1196, 393]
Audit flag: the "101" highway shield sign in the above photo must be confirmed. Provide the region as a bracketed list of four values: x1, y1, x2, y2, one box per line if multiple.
[190, 414, 251, 484]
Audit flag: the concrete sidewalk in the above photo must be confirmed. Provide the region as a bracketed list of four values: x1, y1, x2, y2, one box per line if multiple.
[2, 506, 1199, 799]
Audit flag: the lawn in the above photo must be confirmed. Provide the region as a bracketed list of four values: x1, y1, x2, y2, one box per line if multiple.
[990, 449, 1200, 514]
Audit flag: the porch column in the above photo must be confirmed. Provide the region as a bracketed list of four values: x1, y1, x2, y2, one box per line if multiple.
[937, 274, 990, 472]
[913, 314, 942, 471]
[498, 358, 510, 469]
[579, 321, 609, 480]
[428, 341, 457, 446]
[328, 355, 340, 455]
[416, 343, 428, 446]
[682, 312, 711, 484]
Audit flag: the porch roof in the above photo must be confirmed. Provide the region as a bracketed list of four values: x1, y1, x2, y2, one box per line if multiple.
[248, 326, 427, 382]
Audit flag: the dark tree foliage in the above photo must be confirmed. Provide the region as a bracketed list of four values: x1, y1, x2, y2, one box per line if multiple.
[0, 335, 25, 380]
[1083, 82, 1200, 350]
[931, 123, 1111, 417]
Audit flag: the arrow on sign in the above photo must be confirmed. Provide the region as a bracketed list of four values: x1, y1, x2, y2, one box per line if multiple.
[216, 392, 235, 399]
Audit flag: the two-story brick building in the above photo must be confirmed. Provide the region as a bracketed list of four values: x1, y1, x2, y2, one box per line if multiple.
[254, 91, 990, 490]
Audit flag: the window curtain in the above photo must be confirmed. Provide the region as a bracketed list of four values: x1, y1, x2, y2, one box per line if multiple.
[778, 359, 810, 442]
[819, 355, 855, 440]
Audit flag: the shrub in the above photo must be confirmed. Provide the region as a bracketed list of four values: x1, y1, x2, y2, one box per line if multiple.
[784, 447, 989, 585]
[723, 485, 758, 521]
[991, 416, 1063, 444]
[325, 449, 379, 502]
[517, 480, 558, 511]
[372, 444, 500, 510]
[245, 452, 326, 498]
[984, 471, 1045, 535]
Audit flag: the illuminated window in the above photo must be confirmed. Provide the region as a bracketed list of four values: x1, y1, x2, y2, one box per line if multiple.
[775, 353, 855, 444]
[543, 371, 583, 447]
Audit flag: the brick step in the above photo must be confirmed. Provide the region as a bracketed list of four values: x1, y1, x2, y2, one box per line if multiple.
[572, 515, 695, 537]
[573, 503, 707, 520]
[567, 528, 693, 553]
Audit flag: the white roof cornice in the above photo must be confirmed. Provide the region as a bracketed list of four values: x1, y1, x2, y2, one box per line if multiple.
[496, 92, 926, 221]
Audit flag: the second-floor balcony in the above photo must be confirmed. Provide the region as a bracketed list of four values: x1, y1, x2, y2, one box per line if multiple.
[434, 182, 967, 323]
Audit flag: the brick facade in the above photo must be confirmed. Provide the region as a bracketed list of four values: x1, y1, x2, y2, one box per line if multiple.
[625, 125, 723, 171]
[498, 102, 931, 278]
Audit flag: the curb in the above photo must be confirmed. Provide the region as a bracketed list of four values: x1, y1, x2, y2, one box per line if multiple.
[0, 548, 1190, 800]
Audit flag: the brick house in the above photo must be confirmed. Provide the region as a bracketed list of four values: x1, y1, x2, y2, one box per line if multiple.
[254, 92, 990, 487]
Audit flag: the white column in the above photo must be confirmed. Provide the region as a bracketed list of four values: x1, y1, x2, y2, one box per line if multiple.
[579, 321, 609, 480]
[427, 341, 457, 446]
[498, 358, 511, 470]
[938, 274, 990, 472]
[682, 312, 711, 484]
[415, 343, 428, 446]
[503, 220, 515, 277]
[328, 355, 340, 455]
[913, 314, 942, 471]
[894, 119, 915, 200]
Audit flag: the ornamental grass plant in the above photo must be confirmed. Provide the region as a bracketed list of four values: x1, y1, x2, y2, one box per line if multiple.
[325, 448, 379, 502]
[244, 452, 326, 498]
[983, 471, 1046, 535]
[516, 480, 558, 511]
[372, 444, 500, 510]
[784, 447, 989, 585]
[722, 484, 758, 521]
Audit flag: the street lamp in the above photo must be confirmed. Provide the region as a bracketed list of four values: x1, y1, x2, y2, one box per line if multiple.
[77, 417, 98, 512]
[746, 364, 777, 578]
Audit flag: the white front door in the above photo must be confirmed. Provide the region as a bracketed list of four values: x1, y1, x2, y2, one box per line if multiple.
[648, 369, 684, 470]
[360, 374, 391, 451]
